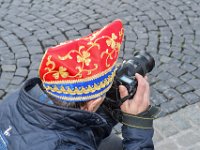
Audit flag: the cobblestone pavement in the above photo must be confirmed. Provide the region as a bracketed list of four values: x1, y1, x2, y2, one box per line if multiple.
[153, 102, 200, 150]
[114, 102, 200, 149]
[0, 0, 200, 149]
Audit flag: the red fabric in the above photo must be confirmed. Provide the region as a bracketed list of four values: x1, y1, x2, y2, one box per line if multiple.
[39, 19, 124, 83]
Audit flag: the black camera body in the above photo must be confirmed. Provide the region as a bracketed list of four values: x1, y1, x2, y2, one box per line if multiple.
[104, 51, 155, 109]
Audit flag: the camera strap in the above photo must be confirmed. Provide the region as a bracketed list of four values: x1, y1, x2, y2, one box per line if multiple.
[118, 94, 133, 105]
[112, 105, 160, 129]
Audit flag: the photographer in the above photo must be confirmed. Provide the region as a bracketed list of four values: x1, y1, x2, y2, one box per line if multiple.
[98, 73, 154, 150]
[0, 20, 155, 150]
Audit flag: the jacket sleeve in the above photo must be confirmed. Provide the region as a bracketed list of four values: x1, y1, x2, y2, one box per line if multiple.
[122, 125, 154, 150]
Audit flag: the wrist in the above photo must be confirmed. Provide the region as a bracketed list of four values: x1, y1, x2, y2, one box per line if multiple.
[121, 112, 154, 129]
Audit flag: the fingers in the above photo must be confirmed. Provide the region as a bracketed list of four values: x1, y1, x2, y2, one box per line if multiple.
[119, 85, 128, 99]
[119, 85, 130, 113]
[119, 74, 149, 100]
[144, 75, 148, 81]
[134, 73, 147, 99]
[135, 73, 150, 107]
[119, 73, 151, 115]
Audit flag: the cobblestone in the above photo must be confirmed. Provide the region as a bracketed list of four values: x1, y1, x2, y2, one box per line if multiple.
[10, 76, 25, 85]
[0, 72, 14, 80]
[176, 83, 194, 94]
[17, 58, 31, 67]
[0, 0, 200, 148]
[177, 131, 200, 147]
[1, 65, 16, 72]
[0, 79, 10, 90]
[187, 79, 200, 89]
[154, 102, 200, 149]
[15, 68, 28, 77]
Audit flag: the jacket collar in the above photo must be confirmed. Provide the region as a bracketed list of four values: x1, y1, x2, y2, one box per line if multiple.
[17, 78, 107, 130]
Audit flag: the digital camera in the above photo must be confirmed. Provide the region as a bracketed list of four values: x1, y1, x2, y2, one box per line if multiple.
[104, 51, 155, 109]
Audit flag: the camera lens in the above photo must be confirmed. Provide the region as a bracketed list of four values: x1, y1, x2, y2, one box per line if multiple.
[105, 51, 155, 108]
[134, 51, 155, 73]
[123, 51, 155, 76]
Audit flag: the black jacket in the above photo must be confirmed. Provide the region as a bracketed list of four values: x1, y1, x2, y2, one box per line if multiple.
[0, 78, 154, 150]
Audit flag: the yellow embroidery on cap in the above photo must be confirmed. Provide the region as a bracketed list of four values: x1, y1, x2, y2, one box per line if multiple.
[42, 28, 124, 82]
[46, 83, 113, 101]
[44, 70, 115, 95]
[77, 51, 91, 66]
[106, 33, 117, 49]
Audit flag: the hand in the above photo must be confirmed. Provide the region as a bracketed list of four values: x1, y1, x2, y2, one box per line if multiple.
[119, 73, 150, 115]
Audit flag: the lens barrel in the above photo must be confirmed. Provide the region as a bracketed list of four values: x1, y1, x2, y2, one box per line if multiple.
[134, 51, 155, 73]
[123, 51, 155, 77]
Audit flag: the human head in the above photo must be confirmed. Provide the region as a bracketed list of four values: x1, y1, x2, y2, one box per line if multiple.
[39, 19, 124, 111]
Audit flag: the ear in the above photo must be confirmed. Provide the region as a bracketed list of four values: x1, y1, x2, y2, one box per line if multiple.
[81, 97, 104, 112]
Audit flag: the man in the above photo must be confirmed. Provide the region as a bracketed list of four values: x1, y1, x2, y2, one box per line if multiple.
[0, 19, 155, 150]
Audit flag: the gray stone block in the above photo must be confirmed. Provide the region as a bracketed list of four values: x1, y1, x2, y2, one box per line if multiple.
[0, 72, 14, 80]
[160, 101, 179, 114]
[5, 84, 22, 93]
[15, 51, 29, 59]
[153, 81, 170, 93]
[167, 77, 184, 88]
[28, 70, 39, 79]
[79, 29, 92, 36]
[15, 68, 28, 77]
[30, 62, 40, 70]
[181, 63, 197, 72]
[180, 73, 195, 82]
[177, 131, 200, 147]
[65, 30, 80, 37]
[170, 111, 191, 130]
[168, 66, 186, 77]
[194, 89, 200, 97]
[192, 68, 200, 78]
[154, 116, 179, 137]
[152, 129, 164, 144]
[10, 76, 25, 85]
[1, 65, 16, 72]
[89, 23, 102, 31]
[30, 54, 43, 62]
[187, 79, 200, 89]
[27, 45, 43, 54]
[163, 89, 180, 100]
[42, 39, 58, 48]
[151, 90, 167, 105]
[157, 72, 173, 80]
[155, 141, 178, 150]
[176, 83, 194, 94]
[17, 58, 30, 67]
[183, 92, 199, 104]
[53, 35, 67, 44]
[0, 79, 10, 90]
[171, 96, 187, 108]
[73, 22, 87, 31]
[1, 52, 14, 60]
